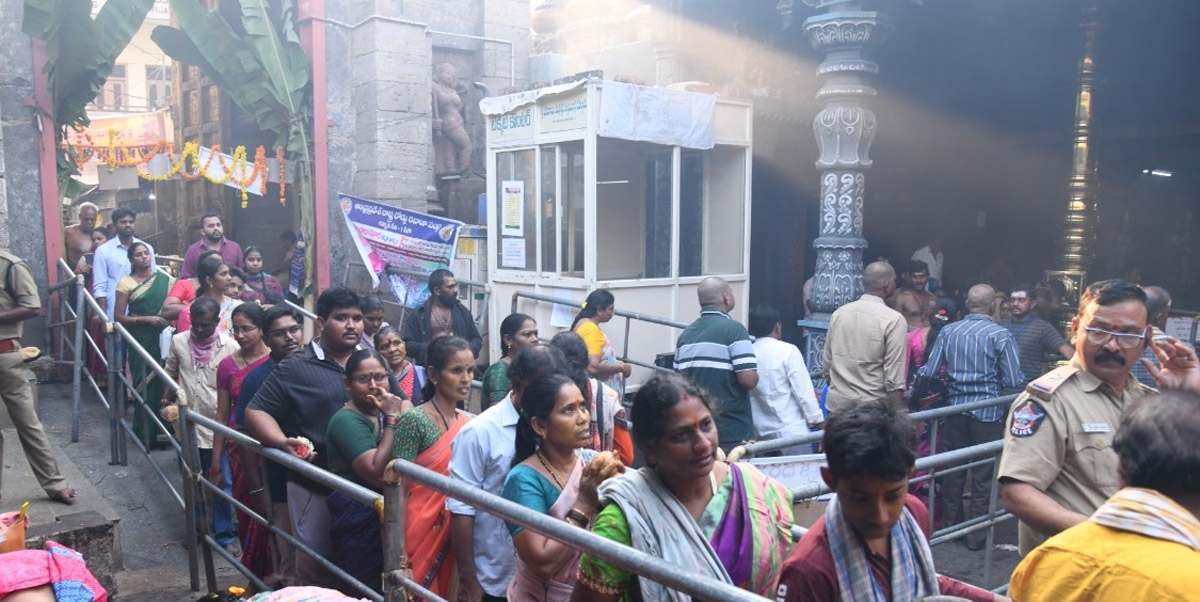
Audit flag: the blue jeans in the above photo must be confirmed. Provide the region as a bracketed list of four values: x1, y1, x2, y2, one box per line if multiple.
[196, 447, 237, 546]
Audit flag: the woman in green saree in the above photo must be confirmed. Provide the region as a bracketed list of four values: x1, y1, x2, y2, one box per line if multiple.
[114, 241, 174, 447]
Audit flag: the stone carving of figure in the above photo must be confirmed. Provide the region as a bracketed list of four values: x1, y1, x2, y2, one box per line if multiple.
[432, 62, 473, 176]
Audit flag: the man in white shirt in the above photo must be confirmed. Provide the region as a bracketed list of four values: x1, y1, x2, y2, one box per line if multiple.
[911, 237, 944, 292]
[93, 207, 155, 319]
[449, 344, 565, 602]
[748, 305, 824, 455]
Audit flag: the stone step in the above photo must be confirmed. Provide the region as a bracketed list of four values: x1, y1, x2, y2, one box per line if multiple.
[2, 426, 123, 595]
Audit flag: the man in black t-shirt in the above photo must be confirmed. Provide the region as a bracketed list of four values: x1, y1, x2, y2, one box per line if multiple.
[246, 287, 399, 586]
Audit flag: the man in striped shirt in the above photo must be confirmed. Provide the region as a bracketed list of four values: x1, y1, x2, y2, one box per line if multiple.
[675, 277, 758, 452]
[918, 283, 1023, 549]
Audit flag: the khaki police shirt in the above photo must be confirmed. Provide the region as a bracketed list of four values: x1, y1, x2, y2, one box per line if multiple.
[0, 251, 41, 341]
[997, 358, 1152, 555]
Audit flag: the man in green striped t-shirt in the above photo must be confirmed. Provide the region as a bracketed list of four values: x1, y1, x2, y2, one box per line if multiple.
[675, 277, 759, 452]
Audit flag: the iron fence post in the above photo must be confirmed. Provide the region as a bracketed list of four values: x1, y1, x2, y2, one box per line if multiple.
[927, 417, 940, 534]
[177, 401, 202, 592]
[382, 472, 408, 601]
[106, 327, 121, 465]
[181, 404, 218, 591]
[71, 275, 86, 442]
[983, 453, 1001, 588]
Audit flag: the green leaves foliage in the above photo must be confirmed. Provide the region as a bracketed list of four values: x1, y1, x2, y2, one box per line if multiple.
[151, 0, 311, 153]
[153, 0, 313, 296]
[23, 0, 157, 128]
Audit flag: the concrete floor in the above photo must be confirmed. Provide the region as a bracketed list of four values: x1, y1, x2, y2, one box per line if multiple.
[3, 381, 240, 601]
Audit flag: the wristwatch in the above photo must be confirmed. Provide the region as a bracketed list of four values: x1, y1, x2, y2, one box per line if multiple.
[566, 507, 591, 528]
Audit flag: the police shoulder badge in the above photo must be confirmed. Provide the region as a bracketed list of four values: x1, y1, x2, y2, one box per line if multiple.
[1010, 399, 1048, 438]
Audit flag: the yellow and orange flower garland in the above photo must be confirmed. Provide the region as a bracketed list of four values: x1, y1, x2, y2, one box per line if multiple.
[65, 127, 287, 207]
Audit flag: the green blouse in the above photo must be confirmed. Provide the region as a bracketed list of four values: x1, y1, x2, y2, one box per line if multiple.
[481, 360, 511, 412]
[391, 406, 442, 461]
[577, 470, 732, 599]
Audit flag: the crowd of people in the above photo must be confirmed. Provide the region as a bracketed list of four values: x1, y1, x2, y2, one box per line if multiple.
[0, 204, 1196, 601]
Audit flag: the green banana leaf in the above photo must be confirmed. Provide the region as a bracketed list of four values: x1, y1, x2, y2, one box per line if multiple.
[152, 0, 291, 141]
[23, 0, 156, 128]
[156, 0, 315, 297]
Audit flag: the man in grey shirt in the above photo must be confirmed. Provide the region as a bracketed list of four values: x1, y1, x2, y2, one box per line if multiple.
[1001, 284, 1074, 387]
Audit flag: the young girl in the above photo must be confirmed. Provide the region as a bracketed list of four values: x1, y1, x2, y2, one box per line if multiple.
[240, 246, 284, 305]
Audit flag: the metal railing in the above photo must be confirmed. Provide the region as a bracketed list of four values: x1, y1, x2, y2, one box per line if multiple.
[384, 459, 770, 602]
[733, 393, 1020, 592]
[511, 290, 689, 375]
[47, 260, 399, 599]
[46, 264, 1015, 598]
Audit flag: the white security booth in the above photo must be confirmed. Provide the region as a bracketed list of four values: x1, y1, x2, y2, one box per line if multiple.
[481, 78, 753, 388]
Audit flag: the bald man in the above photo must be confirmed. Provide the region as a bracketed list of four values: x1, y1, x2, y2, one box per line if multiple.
[822, 262, 908, 412]
[675, 277, 759, 451]
[917, 283, 1023, 548]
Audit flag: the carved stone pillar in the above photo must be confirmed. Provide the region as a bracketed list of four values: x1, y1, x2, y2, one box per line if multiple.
[786, 0, 891, 375]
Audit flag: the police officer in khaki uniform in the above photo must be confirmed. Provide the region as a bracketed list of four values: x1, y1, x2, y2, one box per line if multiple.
[0, 249, 74, 504]
[998, 279, 1151, 555]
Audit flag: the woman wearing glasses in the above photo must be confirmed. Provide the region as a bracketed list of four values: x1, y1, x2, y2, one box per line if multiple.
[325, 348, 410, 591]
[213, 303, 273, 575]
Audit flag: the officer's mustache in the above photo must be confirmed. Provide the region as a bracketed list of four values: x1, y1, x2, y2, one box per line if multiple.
[1094, 350, 1126, 365]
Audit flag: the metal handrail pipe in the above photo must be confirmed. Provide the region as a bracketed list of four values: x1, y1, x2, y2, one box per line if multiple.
[285, 299, 318, 321]
[931, 512, 1015, 544]
[200, 533, 271, 592]
[739, 395, 1019, 457]
[909, 395, 1020, 422]
[48, 275, 80, 292]
[114, 418, 184, 508]
[386, 459, 769, 602]
[186, 412, 381, 509]
[82, 330, 107, 369]
[511, 290, 691, 330]
[115, 373, 184, 456]
[193, 477, 384, 601]
[47, 319, 78, 329]
[113, 323, 181, 394]
[791, 440, 1005, 501]
[83, 293, 108, 324]
[908, 457, 995, 485]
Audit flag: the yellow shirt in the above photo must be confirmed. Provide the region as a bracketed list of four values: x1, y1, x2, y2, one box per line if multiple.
[1010, 520, 1200, 601]
[575, 320, 608, 356]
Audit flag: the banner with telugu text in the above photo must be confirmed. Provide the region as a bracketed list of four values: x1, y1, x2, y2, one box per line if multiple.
[338, 193, 463, 308]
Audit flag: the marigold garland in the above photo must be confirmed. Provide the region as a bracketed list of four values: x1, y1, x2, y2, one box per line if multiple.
[63, 129, 284, 208]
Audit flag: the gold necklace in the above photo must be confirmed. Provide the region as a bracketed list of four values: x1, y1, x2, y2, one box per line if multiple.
[537, 451, 568, 489]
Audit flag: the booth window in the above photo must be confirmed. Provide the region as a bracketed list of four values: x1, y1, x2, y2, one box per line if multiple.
[540, 145, 558, 272]
[496, 149, 537, 272]
[560, 143, 586, 277]
[679, 145, 746, 277]
[596, 138, 674, 280]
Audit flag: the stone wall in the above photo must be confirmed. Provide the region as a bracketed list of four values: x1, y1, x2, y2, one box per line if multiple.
[0, 0, 51, 345]
[324, 0, 529, 280]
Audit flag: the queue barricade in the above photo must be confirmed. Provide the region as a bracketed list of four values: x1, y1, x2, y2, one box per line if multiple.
[50, 259, 397, 598]
[510, 290, 688, 376]
[732, 394, 1020, 593]
[48, 264, 1006, 599]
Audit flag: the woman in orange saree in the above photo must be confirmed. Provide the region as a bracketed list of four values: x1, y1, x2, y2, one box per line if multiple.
[393, 336, 475, 599]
